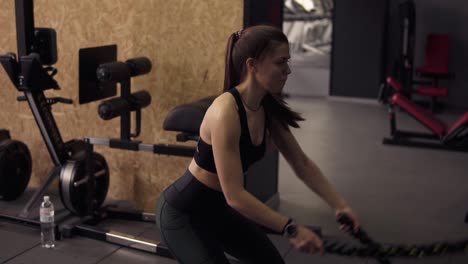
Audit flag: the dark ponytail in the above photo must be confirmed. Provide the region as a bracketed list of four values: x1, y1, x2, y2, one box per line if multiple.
[223, 25, 305, 131]
[223, 32, 240, 92]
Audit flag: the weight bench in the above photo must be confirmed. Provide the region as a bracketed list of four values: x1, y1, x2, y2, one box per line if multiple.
[163, 95, 217, 142]
[382, 78, 468, 152]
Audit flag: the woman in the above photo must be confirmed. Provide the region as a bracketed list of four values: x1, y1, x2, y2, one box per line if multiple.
[156, 25, 360, 264]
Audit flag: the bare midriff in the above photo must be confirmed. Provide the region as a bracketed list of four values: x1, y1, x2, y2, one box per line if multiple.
[188, 159, 223, 192]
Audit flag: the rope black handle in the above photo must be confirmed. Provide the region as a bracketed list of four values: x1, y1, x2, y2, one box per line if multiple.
[336, 213, 391, 264]
[336, 213, 375, 245]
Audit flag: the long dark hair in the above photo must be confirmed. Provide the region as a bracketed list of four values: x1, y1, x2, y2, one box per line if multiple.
[223, 25, 304, 131]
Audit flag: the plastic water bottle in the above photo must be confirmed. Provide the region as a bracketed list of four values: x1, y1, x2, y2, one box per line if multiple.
[40, 196, 55, 248]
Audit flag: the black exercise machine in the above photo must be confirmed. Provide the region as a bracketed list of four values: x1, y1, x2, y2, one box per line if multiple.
[0, 0, 90, 222]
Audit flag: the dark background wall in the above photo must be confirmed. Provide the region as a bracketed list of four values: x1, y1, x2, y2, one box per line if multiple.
[244, 0, 283, 29]
[330, 0, 389, 99]
[331, 0, 468, 109]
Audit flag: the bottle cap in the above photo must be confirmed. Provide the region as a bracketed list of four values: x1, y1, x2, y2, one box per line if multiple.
[44, 196, 50, 202]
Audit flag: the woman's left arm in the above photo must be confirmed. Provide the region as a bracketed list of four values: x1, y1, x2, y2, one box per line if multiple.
[269, 121, 360, 232]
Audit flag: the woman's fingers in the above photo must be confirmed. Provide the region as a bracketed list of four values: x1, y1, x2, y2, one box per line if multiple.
[290, 225, 325, 256]
[293, 239, 323, 255]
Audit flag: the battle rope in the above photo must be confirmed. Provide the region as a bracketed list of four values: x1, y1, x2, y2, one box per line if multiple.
[317, 214, 468, 263]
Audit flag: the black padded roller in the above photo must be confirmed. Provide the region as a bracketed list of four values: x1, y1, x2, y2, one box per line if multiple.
[98, 91, 151, 120]
[129, 90, 151, 109]
[126, 57, 152, 77]
[96, 61, 130, 82]
[98, 97, 130, 120]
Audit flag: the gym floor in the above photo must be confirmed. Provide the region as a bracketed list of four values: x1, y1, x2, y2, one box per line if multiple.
[1, 95, 468, 264]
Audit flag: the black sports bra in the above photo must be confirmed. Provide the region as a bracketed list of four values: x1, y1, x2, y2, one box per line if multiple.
[193, 88, 266, 173]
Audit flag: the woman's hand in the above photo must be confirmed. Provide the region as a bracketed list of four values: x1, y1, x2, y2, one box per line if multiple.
[289, 225, 324, 255]
[335, 206, 360, 234]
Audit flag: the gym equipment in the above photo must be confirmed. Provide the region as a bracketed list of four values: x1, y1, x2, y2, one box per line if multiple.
[378, 0, 452, 112]
[396, 0, 416, 96]
[0, 1, 176, 259]
[59, 151, 110, 216]
[163, 95, 216, 142]
[382, 77, 468, 152]
[0, 129, 32, 201]
[55, 140, 167, 258]
[58, 44, 229, 258]
[0, 0, 108, 230]
[79, 45, 195, 156]
[0, 1, 172, 259]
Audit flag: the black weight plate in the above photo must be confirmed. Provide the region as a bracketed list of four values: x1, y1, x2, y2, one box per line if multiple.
[0, 140, 32, 201]
[59, 152, 109, 216]
[93, 153, 110, 209]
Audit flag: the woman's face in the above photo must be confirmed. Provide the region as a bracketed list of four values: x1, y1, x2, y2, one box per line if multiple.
[254, 42, 291, 95]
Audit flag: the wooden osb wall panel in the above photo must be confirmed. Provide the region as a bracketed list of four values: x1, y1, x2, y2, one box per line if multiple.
[0, 0, 243, 211]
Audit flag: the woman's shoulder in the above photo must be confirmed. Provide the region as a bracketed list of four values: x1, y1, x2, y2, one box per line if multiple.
[208, 92, 237, 116]
[203, 92, 240, 129]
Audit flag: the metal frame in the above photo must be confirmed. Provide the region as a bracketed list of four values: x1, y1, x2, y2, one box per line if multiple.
[89, 138, 195, 157]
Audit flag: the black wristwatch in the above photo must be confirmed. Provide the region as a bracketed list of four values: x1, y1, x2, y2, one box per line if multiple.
[282, 218, 298, 238]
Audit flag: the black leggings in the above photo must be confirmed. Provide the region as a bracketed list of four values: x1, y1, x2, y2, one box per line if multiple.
[155, 170, 285, 264]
